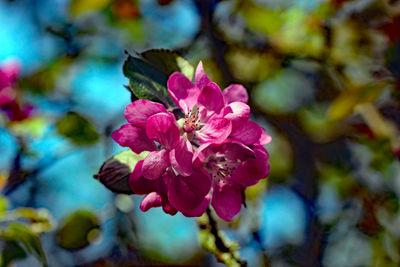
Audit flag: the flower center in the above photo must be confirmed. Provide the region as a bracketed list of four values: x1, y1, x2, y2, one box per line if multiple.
[183, 105, 200, 133]
[206, 155, 239, 182]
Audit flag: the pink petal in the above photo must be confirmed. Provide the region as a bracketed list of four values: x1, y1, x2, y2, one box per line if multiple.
[217, 142, 255, 162]
[222, 84, 248, 104]
[140, 192, 162, 211]
[223, 102, 250, 130]
[112, 124, 156, 153]
[197, 117, 232, 144]
[162, 202, 178, 215]
[124, 100, 167, 128]
[169, 137, 193, 176]
[142, 149, 170, 180]
[230, 121, 263, 145]
[195, 61, 211, 90]
[211, 182, 242, 221]
[146, 113, 180, 149]
[166, 169, 211, 214]
[197, 82, 225, 119]
[182, 195, 210, 217]
[129, 160, 160, 194]
[0, 86, 16, 105]
[257, 129, 272, 145]
[167, 72, 200, 113]
[233, 146, 270, 187]
[2, 61, 20, 83]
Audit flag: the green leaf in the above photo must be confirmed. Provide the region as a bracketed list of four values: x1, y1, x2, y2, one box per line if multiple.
[123, 54, 172, 106]
[56, 210, 100, 251]
[1, 241, 27, 267]
[56, 112, 100, 146]
[0, 223, 47, 266]
[140, 49, 194, 80]
[123, 49, 194, 106]
[69, 0, 111, 16]
[95, 150, 149, 194]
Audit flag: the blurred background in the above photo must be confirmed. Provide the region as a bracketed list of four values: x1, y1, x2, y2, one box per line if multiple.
[0, 0, 400, 266]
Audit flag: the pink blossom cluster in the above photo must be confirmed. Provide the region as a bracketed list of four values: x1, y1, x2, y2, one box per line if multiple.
[112, 62, 270, 221]
[0, 61, 33, 122]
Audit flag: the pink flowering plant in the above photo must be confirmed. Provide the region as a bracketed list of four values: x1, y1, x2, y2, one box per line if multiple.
[0, 61, 33, 122]
[97, 50, 271, 223]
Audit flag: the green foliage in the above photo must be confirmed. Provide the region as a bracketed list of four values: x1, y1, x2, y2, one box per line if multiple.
[56, 112, 100, 146]
[197, 210, 246, 267]
[0, 223, 47, 266]
[56, 210, 100, 250]
[1, 241, 27, 267]
[69, 0, 111, 16]
[95, 150, 149, 194]
[123, 49, 194, 107]
[140, 49, 195, 80]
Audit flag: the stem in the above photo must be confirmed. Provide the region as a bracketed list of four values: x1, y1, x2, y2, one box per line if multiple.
[200, 208, 247, 267]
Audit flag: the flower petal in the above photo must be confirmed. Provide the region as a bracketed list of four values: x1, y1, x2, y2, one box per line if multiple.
[233, 146, 270, 187]
[169, 137, 193, 176]
[223, 102, 250, 130]
[197, 82, 225, 120]
[142, 149, 170, 180]
[166, 169, 211, 214]
[195, 61, 211, 90]
[124, 100, 167, 128]
[197, 117, 232, 144]
[257, 128, 272, 145]
[230, 121, 264, 145]
[222, 84, 248, 104]
[140, 192, 162, 212]
[182, 195, 210, 217]
[146, 113, 180, 149]
[162, 202, 178, 215]
[167, 72, 200, 113]
[129, 160, 160, 194]
[211, 182, 242, 221]
[112, 124, 156, 153]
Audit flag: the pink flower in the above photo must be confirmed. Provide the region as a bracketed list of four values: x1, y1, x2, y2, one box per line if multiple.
[168, 62, 238, 144]
[110, 61, 271, 220]
[0, 61, 34, 122]
[0, 61, 20, 107]
[194, 142, 270, 221]
[112, 99, 211, 216]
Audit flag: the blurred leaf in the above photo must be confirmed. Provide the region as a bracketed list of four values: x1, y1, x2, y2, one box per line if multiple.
[0, 223, 47, 266]
[19, 57, 72, 94]
[328, 82, 388, 121]
[13, 208, 53, 234]
[299, 104, 343, 142]
[56, 112, 100, 145]
[225, 48, 281, 82]
[9, 116, 47, 138]
[239, 2, 284, 35]
[56, 210, 100, 250]
[1, 241, 27, 267]
[70, 0, 111, 16]
[95, 150, 149, 194]
[0, 196, 7, 219]
[140, 49, 195, 80]
[123, 53, 173, 106]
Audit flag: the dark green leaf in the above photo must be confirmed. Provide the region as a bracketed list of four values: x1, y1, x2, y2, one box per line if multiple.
[0, 223, 47, 266]
[56, 112, 100, 145]
[123, 54, 172, 106]
[1, 241, 27, 267]
[140, 49, 194, 80]
[94, 150, 149, 194]
[56, 210, 100, 251]
[123, 49, 194, 107]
